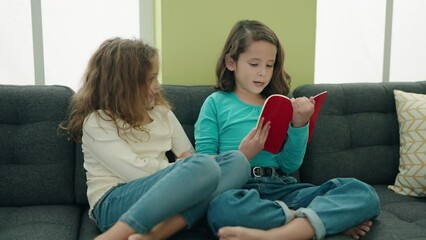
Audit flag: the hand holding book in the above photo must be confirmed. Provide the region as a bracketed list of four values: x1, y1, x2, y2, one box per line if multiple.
[238, 117, 271, 160]
[257, 91, 328, 154]
[291, 97, 316, 128]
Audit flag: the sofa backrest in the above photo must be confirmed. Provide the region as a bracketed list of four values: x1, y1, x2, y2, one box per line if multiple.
[75, 143, 88, 205]
[293, 81, 426, 185]
[162, 85, 215, 146]
[0, 85, 75, 206]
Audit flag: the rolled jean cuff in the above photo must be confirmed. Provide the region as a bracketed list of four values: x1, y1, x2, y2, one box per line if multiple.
[274, 200, 293, 224]
[120, 212, 149, 235]
[181, 211, 195, 229]
[295, 208, 326, 240]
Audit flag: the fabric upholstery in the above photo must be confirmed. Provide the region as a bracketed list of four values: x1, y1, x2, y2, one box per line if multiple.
[292, 82, 426, 185]
[0, 85, 75, 206]
[367, 185, 426, 240]
[75, 143, 89, 205]
[0, 205, 81, 240]
[162, 85, 215, 145]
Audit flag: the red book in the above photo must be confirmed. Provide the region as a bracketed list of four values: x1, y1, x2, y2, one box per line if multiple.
[257, 91, 328, 154]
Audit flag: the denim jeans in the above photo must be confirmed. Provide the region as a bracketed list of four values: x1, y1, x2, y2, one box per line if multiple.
[92, 150, 250, 235]
[208, 176, 381, 240]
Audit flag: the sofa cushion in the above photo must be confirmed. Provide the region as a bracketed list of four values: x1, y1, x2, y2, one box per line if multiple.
[367, 185, 426, 240]
[388, 90, 426, 197]
[0, 85, 75, 206]
[0, 205, 82, 240]
[75, 144, 89, 205]
[78, 209, 102, 240]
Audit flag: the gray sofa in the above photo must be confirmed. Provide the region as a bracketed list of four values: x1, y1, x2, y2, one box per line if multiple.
[0, 82, 425, 240]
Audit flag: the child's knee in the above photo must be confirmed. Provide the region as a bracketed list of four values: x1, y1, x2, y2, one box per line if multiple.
[200, 154, 221, 172]
[345, 178, 381, 216]
[208, 189, 249, 233]
[229, 150, 251, 176]
[357, 180, 381, 215]
[224, 150, 250, 168]
[218, 150, 251, 182]
[191, 155, 221, 186]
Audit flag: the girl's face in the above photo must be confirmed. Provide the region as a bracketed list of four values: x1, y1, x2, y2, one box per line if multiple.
[226, 40, 276, 98]
[147, 56, 160, 108]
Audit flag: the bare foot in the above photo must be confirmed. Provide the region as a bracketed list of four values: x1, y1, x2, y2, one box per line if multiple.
[344, 221, 373, 239]
[217, 217, 316, 240]
[218, 226, 275, 240]
[128, 233, 145, 240]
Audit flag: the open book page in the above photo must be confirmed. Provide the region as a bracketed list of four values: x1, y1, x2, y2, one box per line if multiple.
[257, 91, 328, 154]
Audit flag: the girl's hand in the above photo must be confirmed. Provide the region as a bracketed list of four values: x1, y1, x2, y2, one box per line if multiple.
[238, 118, 270, 160]
[291, 97, 315, 128]
[176, 151, 192, 161]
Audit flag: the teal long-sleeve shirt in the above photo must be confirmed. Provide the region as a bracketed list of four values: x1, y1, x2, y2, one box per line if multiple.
[194, 91, 308, 174]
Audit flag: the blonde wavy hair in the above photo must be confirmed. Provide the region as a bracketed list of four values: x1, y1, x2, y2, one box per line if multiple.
[60, 37, 169, 143]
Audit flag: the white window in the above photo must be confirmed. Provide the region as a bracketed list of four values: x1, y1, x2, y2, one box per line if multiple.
[390, 0, 426, 82]
[0, 0, 155, 91]
[315, 0, 426, 84]
[1, 0, 424, 88]
[315, 0, 387, 84]
[0, 0, 34, 85]
[42, 0, 140, 91]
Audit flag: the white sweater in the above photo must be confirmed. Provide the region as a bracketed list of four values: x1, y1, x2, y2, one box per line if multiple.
[82, 106, 194, 216]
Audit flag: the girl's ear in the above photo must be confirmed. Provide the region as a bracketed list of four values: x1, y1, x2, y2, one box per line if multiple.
[225, 55, 236, 71]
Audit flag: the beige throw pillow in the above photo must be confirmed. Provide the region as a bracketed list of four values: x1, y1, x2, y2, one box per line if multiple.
[388, 90, 426, 197]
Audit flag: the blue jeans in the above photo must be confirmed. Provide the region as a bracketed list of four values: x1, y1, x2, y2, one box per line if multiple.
[92, 150, 250, 235]
[208, 176, 381, 240]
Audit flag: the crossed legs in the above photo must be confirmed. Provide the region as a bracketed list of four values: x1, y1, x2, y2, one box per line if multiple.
[208, 178, 380, 240]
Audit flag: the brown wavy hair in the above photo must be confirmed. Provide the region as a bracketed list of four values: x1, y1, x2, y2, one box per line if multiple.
[60, 37, 169, 143]
[215, 19, 291, 97]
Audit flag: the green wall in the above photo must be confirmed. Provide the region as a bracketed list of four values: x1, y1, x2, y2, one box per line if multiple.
[158, 0, 316, 90]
